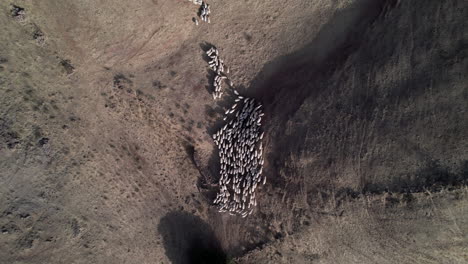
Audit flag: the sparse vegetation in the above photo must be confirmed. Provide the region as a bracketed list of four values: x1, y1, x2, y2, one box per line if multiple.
[0, 0, 466, 263]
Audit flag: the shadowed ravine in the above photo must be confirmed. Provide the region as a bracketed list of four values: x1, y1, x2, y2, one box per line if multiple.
[158, 212, 227, 264]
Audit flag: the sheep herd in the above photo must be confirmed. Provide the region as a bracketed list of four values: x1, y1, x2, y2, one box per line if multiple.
[204, 47, 266, 217]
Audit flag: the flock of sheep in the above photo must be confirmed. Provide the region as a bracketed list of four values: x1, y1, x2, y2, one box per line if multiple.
[206, 47, 232, 100]
[184, 0, 267, 217]
[204, 47, 266, 217]
[212, 95, 265, 217]
[186, 0, 210, 25]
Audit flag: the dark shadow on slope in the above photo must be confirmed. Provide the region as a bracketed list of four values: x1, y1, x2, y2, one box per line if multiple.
[253, 0, 467, 194]
[249, 0, 400, 107]
[363, 160, 468, 194]
[158, 211, 227, 264]
[245, 0, 399, 189]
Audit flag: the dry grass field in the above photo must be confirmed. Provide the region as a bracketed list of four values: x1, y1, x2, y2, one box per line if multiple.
[0, 0, 467, 263]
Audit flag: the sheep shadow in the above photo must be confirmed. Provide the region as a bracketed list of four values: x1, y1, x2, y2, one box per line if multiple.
[158, 211, 227, 264]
